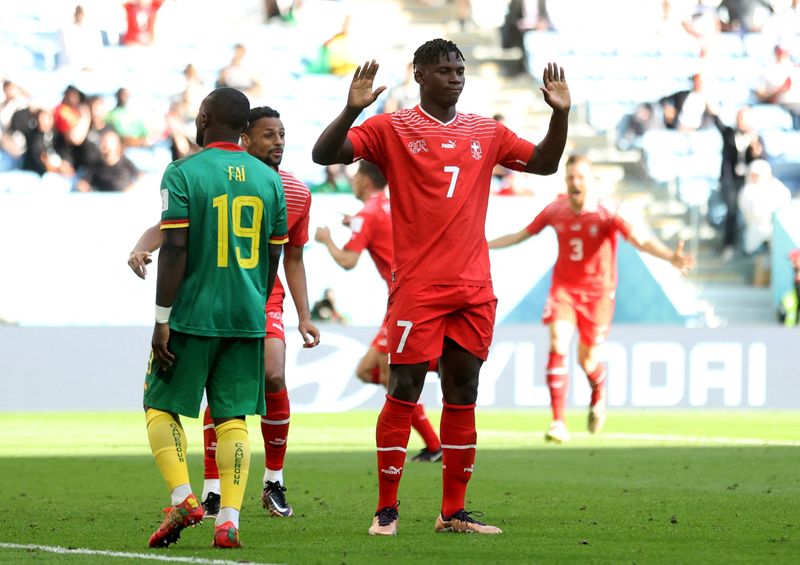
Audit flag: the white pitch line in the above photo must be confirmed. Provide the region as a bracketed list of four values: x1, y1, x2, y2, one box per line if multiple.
[0, 542, 282, 565]
[478, 430, 800, 446]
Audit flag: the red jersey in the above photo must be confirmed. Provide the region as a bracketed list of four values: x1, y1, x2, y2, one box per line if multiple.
[348, 106, 535, 286]
[526, 195, 633, 291]
[343, 191, 392, 288]
[267, 169, 312, 307]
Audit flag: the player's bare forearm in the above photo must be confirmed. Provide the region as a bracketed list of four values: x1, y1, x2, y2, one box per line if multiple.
[488, 229, 531, 249]
[284, 248, 320, 347]
[133, 223, 162, 253]
[311, 107, 360, 165]
[266, 243, 283, 300]
[155, 229, 188, 308]
[526, 108, 569, 175]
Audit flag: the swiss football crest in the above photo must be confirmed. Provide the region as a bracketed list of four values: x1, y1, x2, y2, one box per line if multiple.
[470, 139, 482, 160]
[408, 139, 429, 154]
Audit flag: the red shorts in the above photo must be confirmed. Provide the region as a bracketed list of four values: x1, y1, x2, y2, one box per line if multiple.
[265, 304, 285, 342]
[386, 283, 497, 364]
[542, 283, 615, 346]
[371, 315, 389, 354]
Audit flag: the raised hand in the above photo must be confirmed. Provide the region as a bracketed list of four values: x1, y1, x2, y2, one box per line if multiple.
[540, 62, 570, 113]
[671, 240, 696, 276]
[347, 60, 387, 111]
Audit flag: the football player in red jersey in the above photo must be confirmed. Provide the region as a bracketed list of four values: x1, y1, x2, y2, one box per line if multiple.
[312, 38, 570, 536]
[128, 106, 320, 519]
[315, 160, 443, 462]
[489, 154, 694, 443]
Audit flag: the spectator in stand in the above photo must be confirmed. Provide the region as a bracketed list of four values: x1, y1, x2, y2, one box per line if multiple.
[753, 44, 800, 129]
[501, 0, 552, 76]
[321, 16, 359, 77]
[682, 0, 721, 54]
[717, 0, 773, 33]
[179, 64, 207, 122]
[121, 0, 164, 46]
[53, 85, 91, 170]
[761, 0, 800, 41]
[616, 102, 662, 151]
[738, 159, 792, 286]
[310, 288, 345, 323]
[264, 0, 301, 23]
[216, 44, 262, 98]
[381, 63, 419, 114]
[106, 87, 153, 147]
[20, 107, 74, 177]
[707, 102, 767, 261]
[659, 73, 713, 132]
[0, 80, 30, 165]
[75, 127, 140, 192]
[57, 4, 104, 70]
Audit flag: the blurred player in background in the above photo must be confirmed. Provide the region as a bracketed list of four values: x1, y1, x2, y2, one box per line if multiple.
[314, 160, 442, 462]
[489, 154, 695, 444]
[312, 38, 570, 536]
[144, 87, 288, 549]
[130, 105, 320, 522]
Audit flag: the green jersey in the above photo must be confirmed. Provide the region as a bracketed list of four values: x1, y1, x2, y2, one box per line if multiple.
[160, 141, 288, 337]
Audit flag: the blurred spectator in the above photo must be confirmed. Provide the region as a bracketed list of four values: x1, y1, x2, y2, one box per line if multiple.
[265, 0, 301, 23]
[216, 44, 262, 97]
[454, 0, 473, 31]
[121, 0, 164, 46]
[682, 0, 721, 54]
[779, 247, 800, 326]
[321, 15, 358, 77]
[313, 164, 353, 193]
[52, 85, 91, 169]
[78, 95, 110, 168]
[75, 127, 139, 192]
[707, 103, 767, 261]
[381, 63, 419, 113]
[165, 99, 199, 161]
[717, 0, 773, 33]
[616, 102, 662, 151]
[753, 44, 800, 128]
[761, 0, 800, 41]
[311, 288, 345, 323]
[106, 87, 152, 147]
[57, 5, 104, 70]
[0, 80, 30, 164]
[659, 73, 713, 132]
[20, 108, 74, 177]
[501, 0, 552, 75]
[179, 63, 207, 121]
[738, 159, 791, 285]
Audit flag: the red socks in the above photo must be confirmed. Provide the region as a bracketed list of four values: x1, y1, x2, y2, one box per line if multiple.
[411, 403, 441, 452]
[587, 365, 606, 406]
[375, 394, 415, 510]
[202, 405, 219, 480]
[262, 389, 290, 472]
[546, 351, 568, 422]
[440, 402, 476, 518]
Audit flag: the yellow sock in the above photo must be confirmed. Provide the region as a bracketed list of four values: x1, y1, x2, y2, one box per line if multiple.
[145, 408, 190, 492]
[215, 418, 250, 511]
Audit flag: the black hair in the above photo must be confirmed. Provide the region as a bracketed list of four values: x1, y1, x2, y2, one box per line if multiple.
[248, 106, 281, 124]
[412, 38, 465, 70]
[206, 87, 250, 132]
[357, 160, 387, 189]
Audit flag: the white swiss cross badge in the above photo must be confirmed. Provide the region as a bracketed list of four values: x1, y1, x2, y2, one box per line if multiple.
[470, 139, 482, 160]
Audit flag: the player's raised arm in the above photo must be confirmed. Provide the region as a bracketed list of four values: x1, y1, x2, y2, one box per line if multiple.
[315, 225, 361, 269]
[312, 60, 386, 165]
[526, 63, 571, 176]
[488, 228, 533, 250]
[128, 222, 162, 279]
[628, 230, 696, 276]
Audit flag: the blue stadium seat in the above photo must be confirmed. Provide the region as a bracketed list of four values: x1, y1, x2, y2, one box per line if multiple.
[749, 104, 794, 131]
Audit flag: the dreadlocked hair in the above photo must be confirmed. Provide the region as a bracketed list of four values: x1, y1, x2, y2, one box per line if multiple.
[412, 38, 464, 71]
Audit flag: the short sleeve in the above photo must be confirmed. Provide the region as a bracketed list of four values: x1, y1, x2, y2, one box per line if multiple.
[343, 210, 371, 254]
[495, 122, 535, 172]
[287, 192, 311, 247]
[160, 163, 189, 229]
[269, 180, 289, 245]
[347, 114, 389, 164]
[525, 204, 551, 236]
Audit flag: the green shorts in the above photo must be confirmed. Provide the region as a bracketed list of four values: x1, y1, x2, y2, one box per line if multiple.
[144, 331, 266, 418]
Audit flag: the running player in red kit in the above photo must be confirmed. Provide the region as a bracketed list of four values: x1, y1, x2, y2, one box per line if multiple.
[129, 106, 320, 518]
[489, 154, 694, 443]
[312, 38, 570, 535]
[315, 160, 443, 462]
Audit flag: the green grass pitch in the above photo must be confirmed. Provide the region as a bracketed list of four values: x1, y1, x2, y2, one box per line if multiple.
[0, 410, 797, 564]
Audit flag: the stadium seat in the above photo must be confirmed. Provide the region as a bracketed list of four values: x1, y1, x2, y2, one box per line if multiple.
[749, 104, 794, 131]
[0, 170, 42, 193]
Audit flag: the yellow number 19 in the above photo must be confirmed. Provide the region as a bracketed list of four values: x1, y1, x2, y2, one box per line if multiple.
[212, 194, 263, 269]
